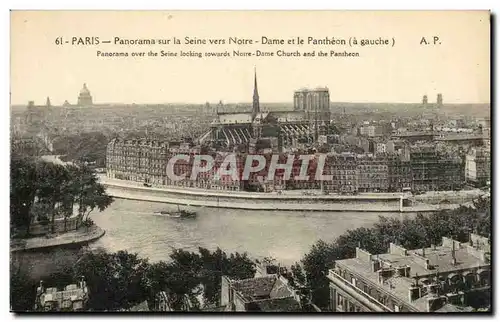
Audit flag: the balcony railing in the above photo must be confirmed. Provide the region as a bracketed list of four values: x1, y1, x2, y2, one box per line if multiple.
[329, 270, 392, 312]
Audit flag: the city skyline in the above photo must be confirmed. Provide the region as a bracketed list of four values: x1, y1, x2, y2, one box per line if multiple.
[11, 11, 490, 105]
[12, 80, 465, 107]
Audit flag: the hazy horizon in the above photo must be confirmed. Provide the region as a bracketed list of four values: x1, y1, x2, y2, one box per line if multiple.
[10, 99, 491, 108]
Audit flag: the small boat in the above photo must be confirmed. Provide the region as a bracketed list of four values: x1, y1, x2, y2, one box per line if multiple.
[154, 205, 197, 219]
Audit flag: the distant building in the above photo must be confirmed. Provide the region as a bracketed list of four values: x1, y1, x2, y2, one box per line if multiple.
[323, 153, 358, 194]
[359, 125, 380, 137]
[34, 278, 89, 312]
[437, 94, 443, 108]
[328, 234, 491, 312]
[201, 70, 334, 149]
[465, 147, 490, 186]
[220, 274, 302, 312]
[410, 144, 464, 191]
[356, 154, 389, 193]
[46, 97, 51, 107]
[106, 141, 465, 194]
[358, 124, 391, 138]
[422, 95, 428, 108]
[293, 87, 331, 134]
[77, 83, 93, 106]
[11, 136, 51, 158]
[477, 117, 491, 140]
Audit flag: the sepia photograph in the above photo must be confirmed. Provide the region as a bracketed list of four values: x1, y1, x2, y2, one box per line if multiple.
[9, 10, 491, 313]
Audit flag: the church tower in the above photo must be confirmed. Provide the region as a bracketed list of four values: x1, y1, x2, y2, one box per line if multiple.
[422, 95, 428, 108]
[252, 68, 260, 120]
[436, 93, 443, 108]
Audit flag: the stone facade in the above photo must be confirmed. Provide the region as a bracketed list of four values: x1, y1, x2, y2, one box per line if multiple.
[328, 234, 491, 312]
[220, 275, 302, 312]
[465, 147, 490, 186]
[35, 278, 89, 312]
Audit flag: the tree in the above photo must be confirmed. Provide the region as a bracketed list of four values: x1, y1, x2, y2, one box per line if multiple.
[33, 161, 69, 233]
[290, 262, 306, 287]
[73, 249, 150, 311]
[300, 197, 491, 310]
[143, 247, 256, 309]
[10, 262, 35, 312]
[301, 240, 338, 308]
[10, 157, 38, 235]
[74, 165, 113, 227]
[53, 132, 110, 167]
[197, 247, 255, 307]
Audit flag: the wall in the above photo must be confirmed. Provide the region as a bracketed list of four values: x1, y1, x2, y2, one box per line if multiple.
[234, 294, 247, 312]
[220, 276, 231, 307]
[103, 182, 403, 212]
[11, 245, 84, 281]
[29, 216, 79, 236]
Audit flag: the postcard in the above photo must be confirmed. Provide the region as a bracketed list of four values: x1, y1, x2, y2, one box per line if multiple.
[10, 10, 491, 313]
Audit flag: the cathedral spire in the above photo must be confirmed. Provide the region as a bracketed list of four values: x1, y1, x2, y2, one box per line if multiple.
[252, 67, 260, 118]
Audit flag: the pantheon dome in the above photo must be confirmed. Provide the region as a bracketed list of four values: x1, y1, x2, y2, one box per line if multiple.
[77, 83, 93, 106]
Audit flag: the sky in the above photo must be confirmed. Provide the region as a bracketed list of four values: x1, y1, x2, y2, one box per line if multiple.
[10, 11, 490, 105]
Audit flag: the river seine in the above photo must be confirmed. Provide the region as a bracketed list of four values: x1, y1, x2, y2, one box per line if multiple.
[90, 199, 410, 265]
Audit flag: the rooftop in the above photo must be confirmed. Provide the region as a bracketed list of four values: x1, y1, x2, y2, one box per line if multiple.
[216, 113, 253, 124]
[228, 275, 301, 311]
[129, 300, 149, 311]
[232, 275, 284, 301]
[37, 280, 89, 311]
[436, 303, 475, 313]
[333, 234, 490, 311]
[273, 111, 306, 122]
[247, 297, 301, 312]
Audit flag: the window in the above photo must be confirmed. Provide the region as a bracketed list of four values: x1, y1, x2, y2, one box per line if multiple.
[338, 294, 347, 311]
[395, 305, 400, 312]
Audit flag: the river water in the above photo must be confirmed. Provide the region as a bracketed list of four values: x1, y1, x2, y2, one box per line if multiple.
[90, 199, 410, 265]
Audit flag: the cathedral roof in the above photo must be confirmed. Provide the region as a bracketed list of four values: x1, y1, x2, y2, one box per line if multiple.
[218, 113, 253, 124]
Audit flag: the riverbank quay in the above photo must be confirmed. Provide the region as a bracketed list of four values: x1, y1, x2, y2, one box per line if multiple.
[10, 225, 105, 253]
[10, 225, 106, 280]
[100, 177, 471, 213]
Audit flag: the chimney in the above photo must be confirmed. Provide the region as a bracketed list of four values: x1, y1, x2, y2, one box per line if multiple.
[427, 283, 438, 296]
[36, 280, 45, 296]
[450, 241, 457, 265]
[404, 265, 411, 277]
[426, 298, 432, 312]
[371, 259, 381, 272]
[356, 247, 373, 263]
[422, 247, 426, 257]
[408, 285, 421, 302]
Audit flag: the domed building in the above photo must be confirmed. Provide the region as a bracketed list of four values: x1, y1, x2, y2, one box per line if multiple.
[77, 83, 93, 106]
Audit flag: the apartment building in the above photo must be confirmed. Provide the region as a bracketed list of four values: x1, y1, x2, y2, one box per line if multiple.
[328, 234, 491, 312]
[34, 278, 89, 312]
[465, 147, 491, 186]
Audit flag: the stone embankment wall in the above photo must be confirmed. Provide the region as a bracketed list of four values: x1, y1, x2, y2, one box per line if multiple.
[103, 182, 403, 212]
[10, 226, 105, 280]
